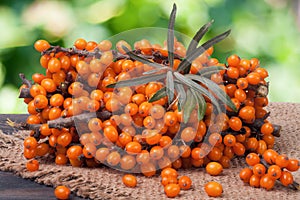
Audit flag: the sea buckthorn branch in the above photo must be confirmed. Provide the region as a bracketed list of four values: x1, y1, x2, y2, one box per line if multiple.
[259, 155, 300, 191]
[7, 110, 111, 133]
[224, 74, 269, 98]
[41, 45, 182, 62]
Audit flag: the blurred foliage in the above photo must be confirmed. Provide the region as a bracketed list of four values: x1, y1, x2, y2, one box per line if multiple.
[0, 0, 299, 113]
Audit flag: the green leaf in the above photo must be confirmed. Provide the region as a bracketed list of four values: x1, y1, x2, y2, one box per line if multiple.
[173, 72, 221, 113]
[197, 66, 225, 78]
[174, 83, 186, 112]
[183, 89, 196, 123]
[166, 71, 175, 105]
[178, 30, 231, 74]
[167, 3, 177, 68]
[192, 90, 207, 121]
[106, 73, 166, 88]
[185, 74, 237, 112]
[148, 87, 167, 102]
[122, 45, 162, 69]
[186, 20, 214, 57]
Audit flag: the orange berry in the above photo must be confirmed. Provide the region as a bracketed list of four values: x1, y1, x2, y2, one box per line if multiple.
[178, 176, 192, 190]
[267, 165, 282, 180]
[261, 122, 274, 135]
[26, 159, 39, 172]
[286, 159, 299, 172]
[239, 167, 253, 183]
[239, 106, 255, 121]
[206, 162, 223, 176]
[227, 54, 240, 67]
[74, 38, 87, 50]
[125, 141, 142, 154]
[163, 111, 178, 126]
[275, 154, 289, 168]
[204, 181, 223, 197]
[54, 185, 70, 200]
[164, 184, 180, 198]
[246, 153, 260, 166]
[253, 163, 266, 177]
[246, 72, 261, 85]
[228, 117, 242, 131]
[122, 174, 137, 187]
[260, 175, 275, 190]
[263, 149, 278, 165]
[280, 171, 294, 186]
[34, 39, 50, 52]
[249, 174, 261, 188]
[223, 134, 236, 147]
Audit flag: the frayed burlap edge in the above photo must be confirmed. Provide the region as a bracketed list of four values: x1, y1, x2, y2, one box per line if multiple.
[0, 102, 299, 200]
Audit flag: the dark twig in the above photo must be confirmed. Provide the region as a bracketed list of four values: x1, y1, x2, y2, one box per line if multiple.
[7, 111, 112, 130]
[19, 74, 32, 88]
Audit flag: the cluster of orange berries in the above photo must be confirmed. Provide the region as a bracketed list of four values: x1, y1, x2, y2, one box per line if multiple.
[240, 150, 299, 190]
[160, 167, 192, 198]
[20, 36, 290, 198]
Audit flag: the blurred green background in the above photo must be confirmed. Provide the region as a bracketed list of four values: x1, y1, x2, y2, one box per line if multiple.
[0, 0, 299, 113]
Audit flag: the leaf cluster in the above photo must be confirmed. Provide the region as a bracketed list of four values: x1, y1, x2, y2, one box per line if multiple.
[107, 4, 237, 123]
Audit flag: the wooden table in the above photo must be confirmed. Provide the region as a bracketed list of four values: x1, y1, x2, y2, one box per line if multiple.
[0, 114, 85, 200]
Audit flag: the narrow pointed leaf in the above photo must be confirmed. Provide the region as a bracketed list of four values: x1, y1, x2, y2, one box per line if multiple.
[185, 74, 237, 112]
[106, 73, 166, 88]
[148, 87, 167, 103]
[178, 30, 231, 74]
[142, 67, 171, 75]
[186, 20, 214, 56]
[174, 72, 221, 113]
[167, 3, 177, 68]
[174, 83, 186, 112]
[122, 45, 162, 69]
[166, 71, 175, 105]
[197, 66, 225, 77]
[183, 89, 196, 123]
[192, 89, 207, 121]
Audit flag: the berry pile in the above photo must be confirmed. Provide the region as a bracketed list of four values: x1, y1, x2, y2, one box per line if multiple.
[240, 151, 299, 190]
[13, 4, 298, 199]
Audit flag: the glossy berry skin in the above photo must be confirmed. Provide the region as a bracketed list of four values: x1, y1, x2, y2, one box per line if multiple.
[252, 163, 266, 177]
[122, 174, 137, 187]
[178, 176, 192, 190]
[54, 185, 71, 200]
[161, 167, 178, 178]
[261, 123, 274, 135]
[249, 174, 260, 188]
[267, 165, 282, 180]
[66, 145, 83, 160]
[164, 183, 180, 198]
[34, 40, 50, 52]
[227, 54, 240, 67]
[246, 153, 260, 166]
[275, 154, 289, 168]
[239, 168, 253, 183]
[228, 117, 242, 131]
[260, 175, 275, 190]
[280, 171, 294, 186]
[286, 159, 299, 172]
[206, 162, 223, 176]
[263, 149, 278, 165]
[26, 159, 39, 172]
[23, 137, 38, 150]
[204, 181, 223, 197]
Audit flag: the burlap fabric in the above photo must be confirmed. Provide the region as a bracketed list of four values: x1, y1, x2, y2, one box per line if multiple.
[0, 102, 299, 199]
